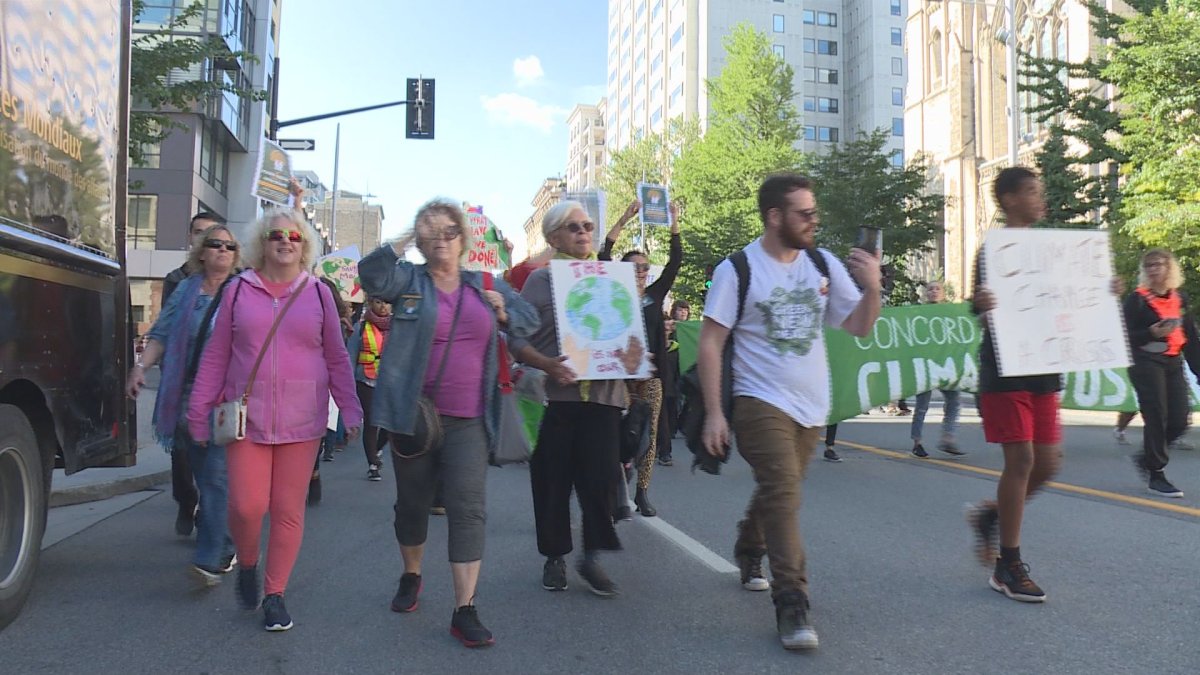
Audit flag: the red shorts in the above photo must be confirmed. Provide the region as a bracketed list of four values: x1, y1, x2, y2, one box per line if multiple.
[978, 391, 1062, 445]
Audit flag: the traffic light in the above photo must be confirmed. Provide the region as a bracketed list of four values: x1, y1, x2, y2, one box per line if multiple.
[406, 78, 435, 140]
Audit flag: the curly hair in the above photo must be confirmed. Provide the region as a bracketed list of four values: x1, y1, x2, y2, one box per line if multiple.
[412, 199, 474, 260]
[1138, 248, 1184, 291]
[184, 224, 241, 274]
[241, 208, 321, 271]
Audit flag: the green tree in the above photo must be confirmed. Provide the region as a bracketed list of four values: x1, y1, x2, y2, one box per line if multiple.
[806, 129, 945, 304]
[130, 0, 265, 167]
[1104, 0, 1200, 298]
[671, 23, 804, 305]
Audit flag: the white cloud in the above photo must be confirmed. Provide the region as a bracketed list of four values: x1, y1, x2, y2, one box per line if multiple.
[513, 55, 545, 87]
[480, 93, 566, 133]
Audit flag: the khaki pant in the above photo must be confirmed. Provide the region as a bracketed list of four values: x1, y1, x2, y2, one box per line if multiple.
[732, 396, 821, 600]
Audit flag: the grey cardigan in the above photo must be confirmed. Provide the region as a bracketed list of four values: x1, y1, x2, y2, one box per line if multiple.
[357, 244, 539, 448]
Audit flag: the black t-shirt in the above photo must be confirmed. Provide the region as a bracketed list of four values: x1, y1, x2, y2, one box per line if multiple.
[971, 251, 1062, 394]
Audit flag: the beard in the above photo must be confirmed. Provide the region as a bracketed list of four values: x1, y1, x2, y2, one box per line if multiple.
[780, 225, 814, 251]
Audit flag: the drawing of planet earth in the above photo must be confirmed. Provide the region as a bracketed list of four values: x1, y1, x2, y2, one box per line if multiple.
[565, 276, 635, 341]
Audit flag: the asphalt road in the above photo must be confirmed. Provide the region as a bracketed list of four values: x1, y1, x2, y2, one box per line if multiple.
[2, 401, 1198, 674]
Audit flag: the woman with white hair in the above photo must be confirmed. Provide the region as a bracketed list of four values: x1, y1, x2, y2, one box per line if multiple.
[1123, 248, 1200, 498]
[187, 208, 363, 632]
[509, 200, 645, 598]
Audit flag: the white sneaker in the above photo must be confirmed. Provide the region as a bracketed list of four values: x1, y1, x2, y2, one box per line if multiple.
[1113, 428, 1128, 445]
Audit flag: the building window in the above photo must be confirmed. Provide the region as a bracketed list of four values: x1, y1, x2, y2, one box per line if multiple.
[892, 117, 904, 137]
[803, 96, 816, 112]
[651, 0, 663, 19]
[135, 139, 161, 169]
[635, 53, 645, 70]
[818, 68, 838, 84]
[818, 97, 838, 113]
[892, 87, 904, 106]
[671, 25, 684, 47]
[890, 0, 902, 16]
[891, 57, 903, 75]
[891, 28, 903, 46]
[670, 83, 683, 107]
[930, 30, 944, 84]
[622, 25, 630, 42]
[773, 14, 784, 33]
[804, 125, 816, 141]
[803, 67, 816, 82]
[818, 40, 837, 55]
[773, 44, 785, 58]
[891, 150, 905, 169]
[818, 127, 839, 142]
[651, 51, 663, 72]
[651, 107, 663, 125]
[198, 122, 228, 195]
[803, 9, 815, 24]
[127, 195, 158, 250]
[804, 38, 815, 53]
[818, 11, 837, 27]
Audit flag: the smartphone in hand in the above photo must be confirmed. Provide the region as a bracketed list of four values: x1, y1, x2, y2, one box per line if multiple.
[854, 226, 882, 255]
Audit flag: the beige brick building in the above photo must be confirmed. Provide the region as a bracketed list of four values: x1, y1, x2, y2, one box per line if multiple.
[523, 177, 567, 258]
[312, 190, 385, 254]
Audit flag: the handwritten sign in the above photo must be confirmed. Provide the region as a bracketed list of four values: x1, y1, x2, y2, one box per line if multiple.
[549, 259, 650, 380]
[461, 211, 511, 272]
[982, 229, 1129, 377]
[315, 246, 364, 303]
[637, 182, 670, 226]
[253, 138, 293, 206]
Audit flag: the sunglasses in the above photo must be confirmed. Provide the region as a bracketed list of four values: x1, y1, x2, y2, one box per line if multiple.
[266, 229, 303, 243]
[422, 225, 463, 242]
[633, 263, 650, 273]
[562, 221, 595, 234]
[203, 239, 238, 252]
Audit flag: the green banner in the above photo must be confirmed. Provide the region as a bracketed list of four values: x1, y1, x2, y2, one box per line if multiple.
[673, 304, 1200, 425]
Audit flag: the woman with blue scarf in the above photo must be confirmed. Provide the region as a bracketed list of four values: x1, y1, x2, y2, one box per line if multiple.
[127, 224, 241, 588]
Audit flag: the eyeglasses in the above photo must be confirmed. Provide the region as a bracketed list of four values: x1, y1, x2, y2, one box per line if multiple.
[561, 221, 595, 234]
[422, 225, 462, 242]
[790, 208, 819, 222]
[634, 263, 650, 273]
[266, 229, 303, 243]
[203, 239, 238, 252]
[1144, 261, 1167, 269]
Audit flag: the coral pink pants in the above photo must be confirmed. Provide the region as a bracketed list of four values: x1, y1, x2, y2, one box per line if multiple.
[226, 438, 319, 595]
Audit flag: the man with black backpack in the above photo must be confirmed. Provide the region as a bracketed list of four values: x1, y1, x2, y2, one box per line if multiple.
[696, 173, 881, 651]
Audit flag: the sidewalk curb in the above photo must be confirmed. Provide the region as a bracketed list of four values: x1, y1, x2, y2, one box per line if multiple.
[49, 470, 170, 508]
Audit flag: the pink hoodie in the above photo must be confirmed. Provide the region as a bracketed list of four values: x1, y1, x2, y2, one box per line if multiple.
[187, 270, 364, 444]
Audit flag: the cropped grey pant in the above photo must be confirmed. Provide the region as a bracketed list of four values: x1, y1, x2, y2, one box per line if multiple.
[390, 416, 488, 563]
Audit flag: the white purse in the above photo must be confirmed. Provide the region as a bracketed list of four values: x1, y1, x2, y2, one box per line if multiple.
[210, 280, 305, 445]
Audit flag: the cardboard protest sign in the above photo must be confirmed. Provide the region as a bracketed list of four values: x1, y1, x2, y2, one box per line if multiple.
[315, 246, 364, 303]
[461, 210, 511, 272]
[550, 259, 650, 380]
[253, 138, 293, 206]
[982, 229, 1129, 377]
[637, 183, 670, 226]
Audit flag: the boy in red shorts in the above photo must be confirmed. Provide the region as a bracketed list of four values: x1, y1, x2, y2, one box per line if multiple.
[966, 167, 1119, 603]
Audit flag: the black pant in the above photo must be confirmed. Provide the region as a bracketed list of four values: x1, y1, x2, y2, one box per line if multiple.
[1129, 356, 1190, 472]
[530, 402, 622, 557]
[824, 424, 838, 446]
[172, 448, 197, 513]
[660, 395, 679, 458]
[356, 381, 386, 468]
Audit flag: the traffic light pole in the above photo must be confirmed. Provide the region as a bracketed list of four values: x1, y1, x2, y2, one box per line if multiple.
[270, 100, 408, 139]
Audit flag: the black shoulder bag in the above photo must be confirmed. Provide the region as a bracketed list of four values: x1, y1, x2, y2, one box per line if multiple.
[389, 285, 465, 459]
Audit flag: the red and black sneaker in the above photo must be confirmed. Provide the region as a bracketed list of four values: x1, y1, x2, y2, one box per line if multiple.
[390, 573, 422, 613]
[989, 559, 1047, 603]
[965, 502, 999, 568]
[450, 605, 495, 648]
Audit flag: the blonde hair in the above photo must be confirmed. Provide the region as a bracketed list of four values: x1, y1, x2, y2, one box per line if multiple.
[184, 224, 241, 274]
[1138, 248, 1184, 290]
[413, 199, 473, 261]
[241, 208, 320, 271]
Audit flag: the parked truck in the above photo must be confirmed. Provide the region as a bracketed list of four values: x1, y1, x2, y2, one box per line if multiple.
[0, 0, 133, 630]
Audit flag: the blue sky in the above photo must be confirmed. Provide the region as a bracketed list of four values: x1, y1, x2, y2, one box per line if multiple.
[276, 0, 608, 260]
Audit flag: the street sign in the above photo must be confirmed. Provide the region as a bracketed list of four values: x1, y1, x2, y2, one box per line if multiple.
[279, 138, 316, 151]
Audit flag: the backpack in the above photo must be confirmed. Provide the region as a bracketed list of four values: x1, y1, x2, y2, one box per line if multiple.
[680, 247, 830, 474]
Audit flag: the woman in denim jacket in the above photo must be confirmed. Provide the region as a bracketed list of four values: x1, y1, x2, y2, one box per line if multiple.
[359, 199, 538, 648]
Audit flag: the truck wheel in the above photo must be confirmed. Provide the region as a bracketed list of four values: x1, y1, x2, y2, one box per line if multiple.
[0, 404, 45, 631]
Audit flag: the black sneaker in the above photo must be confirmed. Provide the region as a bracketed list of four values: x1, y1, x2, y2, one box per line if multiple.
[577, 558, 619, 597]
[613, 505, 633, 523]
[542, 557, 568, 591]
[735, 551, 770, 592]
[175, 505, 196, 537]
[321, 447, 335, 462]
[450, 605, 495, 647]
[367, 466, 382, 482]
[307, 475, 322, 506]
[657, 455, 674, 467]
[1148, 473, 1184, 498]
[775, 591, 819, 650]
[823, 447, 843, 462]
[262, 593, 294, 631]
[965, 503, 999, 568]
[938, 441, 966, 456]
[911, 443, 929, 458]
[390, 573, 422, 612]
[989, 559, 1046, 603]
[236, 564, 260, 610]
[218, 553, 237, 574]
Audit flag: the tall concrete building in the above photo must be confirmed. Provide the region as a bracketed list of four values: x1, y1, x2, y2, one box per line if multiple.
[566, 100, 608, 192]
[904, 0, 1112, 296]
[523, 177, 567, 258]
[605, 0, 907, 165]
[312, 190, 385, 254]
[127, 0, 282, 328]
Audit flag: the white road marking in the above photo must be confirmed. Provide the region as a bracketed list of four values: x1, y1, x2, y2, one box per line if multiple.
[630, 501, 739, 574]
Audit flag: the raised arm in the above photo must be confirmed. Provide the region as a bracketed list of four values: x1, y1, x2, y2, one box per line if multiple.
[359, 240, 417, 304]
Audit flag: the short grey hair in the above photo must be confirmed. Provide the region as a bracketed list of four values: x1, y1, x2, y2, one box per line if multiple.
[542, 200, 586, 242]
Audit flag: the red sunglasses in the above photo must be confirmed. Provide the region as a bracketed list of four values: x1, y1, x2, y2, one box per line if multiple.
[266, 228, 303, 243]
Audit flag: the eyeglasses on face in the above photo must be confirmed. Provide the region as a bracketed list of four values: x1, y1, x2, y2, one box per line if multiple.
[203, 239, 238, 251]
[422, 225, 463, 242]
[790, 208, 819, 222]
[266, 228, 303, 243]
[562, 221, 595, 234]
[633, 263, 650, 273]
[1143, 260, 1167, 270]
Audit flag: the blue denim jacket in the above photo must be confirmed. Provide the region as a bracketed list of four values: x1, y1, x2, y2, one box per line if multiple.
[358, 244, 539, 449]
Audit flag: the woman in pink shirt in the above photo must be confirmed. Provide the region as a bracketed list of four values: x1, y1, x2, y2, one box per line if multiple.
[188, 208, 363, 632]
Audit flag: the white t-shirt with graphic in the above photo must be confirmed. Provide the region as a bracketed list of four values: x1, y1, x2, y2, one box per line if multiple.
[703, 238, 862, 427]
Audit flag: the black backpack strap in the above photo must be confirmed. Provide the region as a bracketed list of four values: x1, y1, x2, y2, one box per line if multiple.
[805, 247, 830, 283]
[183, 277, 237, 387]
[730, 249, 751, 323]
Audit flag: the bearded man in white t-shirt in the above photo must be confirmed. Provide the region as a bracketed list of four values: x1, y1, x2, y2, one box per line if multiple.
[697, 173, 882, 651]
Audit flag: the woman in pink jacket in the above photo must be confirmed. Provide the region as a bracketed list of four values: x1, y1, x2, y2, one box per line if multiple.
[188, 208, 363, 632]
